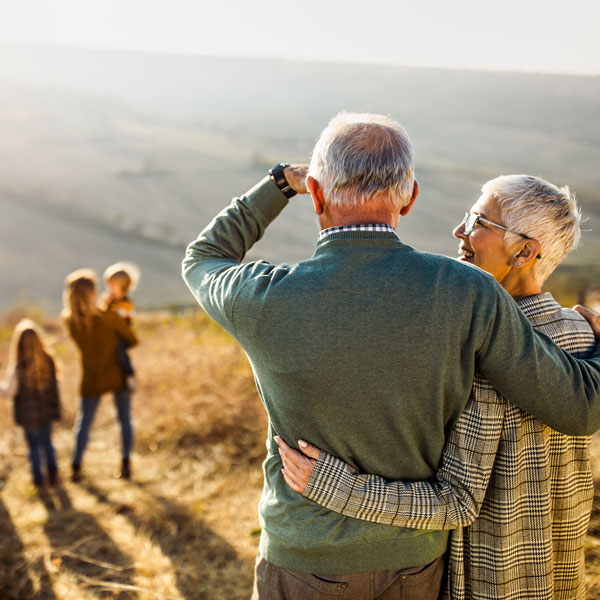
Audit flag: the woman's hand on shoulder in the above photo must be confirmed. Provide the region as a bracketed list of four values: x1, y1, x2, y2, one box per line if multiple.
[274, 436, 320, 493]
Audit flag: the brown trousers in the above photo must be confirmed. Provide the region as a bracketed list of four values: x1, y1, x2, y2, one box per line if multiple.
[251, 554, 446, 600]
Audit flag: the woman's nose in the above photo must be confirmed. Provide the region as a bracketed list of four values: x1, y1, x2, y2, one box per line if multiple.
[453, 221, 466, 240]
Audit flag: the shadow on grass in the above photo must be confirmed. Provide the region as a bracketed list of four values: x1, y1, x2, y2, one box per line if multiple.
[0, 493, 57, 599]
[40, 485, 137, 599]
[83, 481, 252, 600]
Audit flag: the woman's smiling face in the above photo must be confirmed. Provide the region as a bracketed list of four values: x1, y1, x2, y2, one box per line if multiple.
[453, 193, 515, 283]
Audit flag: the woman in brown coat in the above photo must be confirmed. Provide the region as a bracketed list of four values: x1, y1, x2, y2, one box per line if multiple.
[62, 269, 138, 481]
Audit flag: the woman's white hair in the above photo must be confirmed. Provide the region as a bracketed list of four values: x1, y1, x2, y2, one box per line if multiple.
[308, 112, 414, 210]
[482, 175, 582, 284]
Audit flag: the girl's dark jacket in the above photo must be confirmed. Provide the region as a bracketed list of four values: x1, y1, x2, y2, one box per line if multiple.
[14, 357, 61, 429]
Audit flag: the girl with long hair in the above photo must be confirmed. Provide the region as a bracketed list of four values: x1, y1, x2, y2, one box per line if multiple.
[0, 319, 61, 487]
[62, 269, 138, 481]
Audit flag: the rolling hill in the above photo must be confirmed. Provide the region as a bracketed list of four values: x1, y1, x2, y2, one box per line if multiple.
[0, 43, 598, 310]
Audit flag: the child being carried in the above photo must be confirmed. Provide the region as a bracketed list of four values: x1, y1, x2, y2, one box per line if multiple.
[102, 262, 140, 392]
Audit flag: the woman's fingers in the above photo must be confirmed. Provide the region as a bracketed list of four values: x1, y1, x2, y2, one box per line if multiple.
[277, 438, 305, 469]
[282, 458, 313, 493]
[274, 436, 316, 493]
[284, 454, 314, 491]
[275, 435, 320, 462]
[276, 436, 311, 469]
[298, 439, 320, 459]
[281, 467, 304, 493]
[279, 444, 295, 471]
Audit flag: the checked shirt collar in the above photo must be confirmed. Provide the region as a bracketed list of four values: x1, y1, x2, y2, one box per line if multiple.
[318, 223, 398, 242]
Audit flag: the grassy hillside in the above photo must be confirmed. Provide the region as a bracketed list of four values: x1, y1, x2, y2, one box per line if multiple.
[1, 308, 600, 599]
[0, 44, 598, 311]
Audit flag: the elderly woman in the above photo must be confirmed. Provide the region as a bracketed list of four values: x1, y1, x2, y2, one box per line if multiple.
[276, 175, 596, 600]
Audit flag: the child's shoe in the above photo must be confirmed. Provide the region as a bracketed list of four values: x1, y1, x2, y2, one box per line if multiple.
[33, 477, 44, 488]
[71, 463, 82, 483]
[48, 468, 59, 486]
[120, 458, 131, 480]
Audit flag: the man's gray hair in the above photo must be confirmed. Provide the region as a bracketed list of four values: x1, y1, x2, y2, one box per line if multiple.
[483, 175, 582, 284]
[308, 112, 414, 210]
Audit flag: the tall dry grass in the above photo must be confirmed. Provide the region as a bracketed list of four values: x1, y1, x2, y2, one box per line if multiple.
[0, 309, 267, 599]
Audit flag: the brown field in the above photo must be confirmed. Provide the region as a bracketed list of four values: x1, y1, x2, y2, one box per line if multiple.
[1, 308, 600, 599]
[0, 309, 266, 599]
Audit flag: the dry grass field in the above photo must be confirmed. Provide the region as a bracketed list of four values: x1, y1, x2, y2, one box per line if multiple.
[0, 309, 267, 599]
[1, 307, 600, 599]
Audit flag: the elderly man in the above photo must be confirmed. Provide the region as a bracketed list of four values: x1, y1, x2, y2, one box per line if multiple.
[182, 112, 600, 600]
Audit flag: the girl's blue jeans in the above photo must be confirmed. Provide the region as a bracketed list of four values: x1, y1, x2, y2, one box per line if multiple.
[24, 424, 57, 484]
[71, 390, 133, 466]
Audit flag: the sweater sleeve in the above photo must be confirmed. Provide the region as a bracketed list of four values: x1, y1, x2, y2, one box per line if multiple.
[303, 375, 504, 529]
[475, 284, 600, 435]
[111, 312, 138, 348]
[182, 176, 290, 334]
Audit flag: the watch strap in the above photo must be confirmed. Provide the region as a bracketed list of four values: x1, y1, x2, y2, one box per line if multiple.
[269, 162, 297, 198]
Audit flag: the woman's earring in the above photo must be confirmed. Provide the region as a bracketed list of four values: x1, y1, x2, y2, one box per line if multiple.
[515, 261, 521, 266]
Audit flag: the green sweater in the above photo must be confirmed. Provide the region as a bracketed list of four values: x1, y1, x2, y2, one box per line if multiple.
[182, 176, 600, 573]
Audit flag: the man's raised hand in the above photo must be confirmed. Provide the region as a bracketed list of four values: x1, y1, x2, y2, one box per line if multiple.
[283, 165, 310, 195]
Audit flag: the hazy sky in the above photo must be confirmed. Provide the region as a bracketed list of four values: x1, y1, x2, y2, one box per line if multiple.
[2, 0, 599, 74]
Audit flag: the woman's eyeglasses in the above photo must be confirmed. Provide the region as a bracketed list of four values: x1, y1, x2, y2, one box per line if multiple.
[461, 212, 541, 258]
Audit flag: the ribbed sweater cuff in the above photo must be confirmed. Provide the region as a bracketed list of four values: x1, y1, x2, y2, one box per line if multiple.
[243, 176, 290, 224]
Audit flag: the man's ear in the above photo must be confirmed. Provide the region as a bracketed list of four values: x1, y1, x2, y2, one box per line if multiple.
[514, 238, 542, 266]
[307, 176, 325, 215]
[399, 180, 419, 217]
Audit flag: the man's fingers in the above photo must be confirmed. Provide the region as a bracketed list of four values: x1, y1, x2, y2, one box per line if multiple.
[283, 164, 309, 195]
[573, 304, 600, 338]
[573, 304, 597, 318]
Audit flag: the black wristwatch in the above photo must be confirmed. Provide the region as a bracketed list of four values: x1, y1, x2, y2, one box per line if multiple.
[269, 162, 297, 198]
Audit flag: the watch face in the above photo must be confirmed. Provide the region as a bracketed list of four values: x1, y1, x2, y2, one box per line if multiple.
[270, 163, 289, 176]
